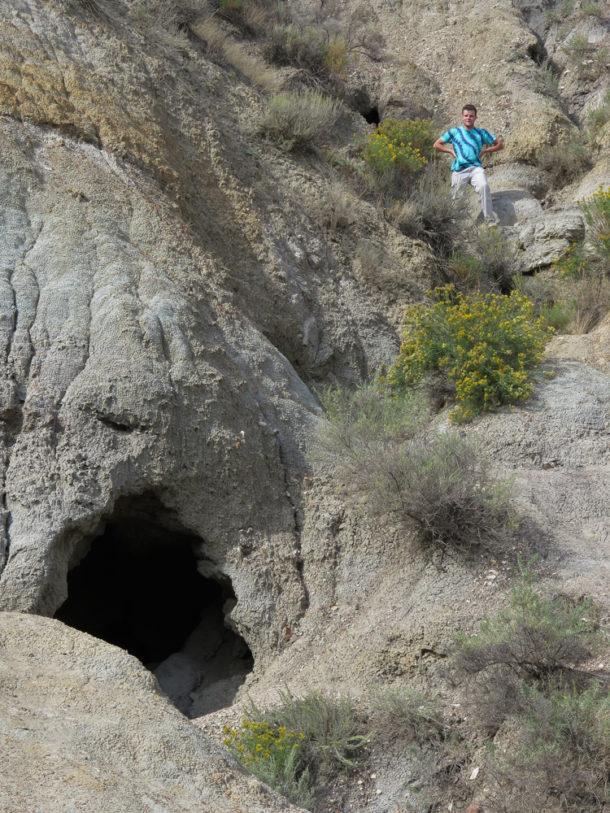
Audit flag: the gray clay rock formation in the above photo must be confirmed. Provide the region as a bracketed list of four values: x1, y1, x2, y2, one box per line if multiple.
[0, 611, 304, 812]
[0, 0, 608, 810]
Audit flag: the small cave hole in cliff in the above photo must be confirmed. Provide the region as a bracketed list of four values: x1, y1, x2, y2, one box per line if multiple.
[55, 493, 253, 718]
[362, 106, 380, 125]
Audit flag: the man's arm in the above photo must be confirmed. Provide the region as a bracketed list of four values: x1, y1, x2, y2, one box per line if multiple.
[479, 137, 504, 158]
[433, 136, 456, 158]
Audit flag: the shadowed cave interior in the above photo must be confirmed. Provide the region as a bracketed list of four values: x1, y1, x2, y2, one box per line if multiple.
[55, 493, 253, 718]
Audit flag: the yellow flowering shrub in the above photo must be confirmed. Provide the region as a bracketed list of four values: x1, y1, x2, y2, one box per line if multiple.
[361, 117, 432, 176]
[384, 285, 553, 423]
[223, 719, 312, 805]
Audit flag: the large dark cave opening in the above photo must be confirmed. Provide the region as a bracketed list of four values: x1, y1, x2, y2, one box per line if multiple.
[55, 493, 253, 717]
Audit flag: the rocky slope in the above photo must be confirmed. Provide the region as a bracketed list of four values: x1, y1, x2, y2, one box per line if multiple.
[0, 0, 608, 810]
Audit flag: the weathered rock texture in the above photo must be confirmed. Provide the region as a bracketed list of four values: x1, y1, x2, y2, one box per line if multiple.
[0, 611, 303, 812]
[0, 0, 412, 652]
[0, 0, 608, 810]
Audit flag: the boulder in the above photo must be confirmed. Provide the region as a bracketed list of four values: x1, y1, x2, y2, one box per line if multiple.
[0, 612, 304, 813]
[517, 207, 586, 269]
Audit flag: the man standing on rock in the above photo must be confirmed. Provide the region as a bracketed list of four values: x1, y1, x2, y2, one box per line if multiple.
[433, 104, 504, 221]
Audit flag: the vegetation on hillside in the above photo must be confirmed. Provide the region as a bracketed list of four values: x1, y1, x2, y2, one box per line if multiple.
[382, 285, 553, 423]
[314, 382, 514, 552]
[227, 571, 608, 811]
[47, 3, 609, 812]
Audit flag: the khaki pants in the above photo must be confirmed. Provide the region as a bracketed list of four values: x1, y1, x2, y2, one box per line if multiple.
[451, 166, 494, 219]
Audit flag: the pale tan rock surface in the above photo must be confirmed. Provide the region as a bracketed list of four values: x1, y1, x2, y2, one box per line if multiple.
[0, 611, 304, 812]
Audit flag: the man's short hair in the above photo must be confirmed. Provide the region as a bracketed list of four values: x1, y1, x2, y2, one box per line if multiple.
[462, 104, 477, 115]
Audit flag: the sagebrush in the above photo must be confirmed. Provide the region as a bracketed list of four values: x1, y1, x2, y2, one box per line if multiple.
[259, 89, 341, 151]
[315, 382, 513, 554]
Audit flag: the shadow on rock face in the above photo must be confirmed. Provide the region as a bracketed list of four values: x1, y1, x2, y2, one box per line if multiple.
[55, 492, 253, 717]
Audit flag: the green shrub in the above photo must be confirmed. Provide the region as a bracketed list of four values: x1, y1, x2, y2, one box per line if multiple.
[324, 35, 348, 75]
[538, 298, 575, 332]
[548, 188, 610, 332]
[442, 226, 520, 294]
[265, 22, 346, 78]
[60, 0, 100, 13]
[579, 0, 605, 16]
[544, 0, 573, 23]
[368, 687, 446, 746]
[259, 89, 341, 151]
[582, 185, 610, 271]
[359, 118, 432, 198]
[518, 266, 610, 335]
[223, 689, 369, 805]
[569, 273, 610, 333]
[562, 35, 608, 80]
[554, 242, 590, 278]
[223, 719, 313, 807]
[361, 118, 432, 175]
[255, 688, 369, 779]
[454, 572, 599, 686]
[316, 382, 513, 553]
[537, 59, 561, 98]
[444, 250, 485, 290]
[489, 682, 610, 812]
[563, 32, 590, 63]
[383, 285, 553, 423]
[361, 119, 432, 176]
[453, 570, 609, 809]
[513, 274, 574, 332]
[586, 105, 610, 136]
[451, 567, 607, 739]
[474, 225, 521, 292]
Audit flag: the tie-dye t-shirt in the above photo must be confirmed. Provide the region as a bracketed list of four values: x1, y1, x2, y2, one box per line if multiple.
[441, 126, 496, 172]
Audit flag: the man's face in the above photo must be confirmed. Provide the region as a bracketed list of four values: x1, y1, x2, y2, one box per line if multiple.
[462, 109, 477, 129]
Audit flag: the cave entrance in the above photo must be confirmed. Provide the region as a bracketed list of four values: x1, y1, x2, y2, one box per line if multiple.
[55, 493, 253, 718]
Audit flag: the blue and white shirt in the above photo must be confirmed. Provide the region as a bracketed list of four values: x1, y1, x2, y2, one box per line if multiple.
[441, 126, 496, 172]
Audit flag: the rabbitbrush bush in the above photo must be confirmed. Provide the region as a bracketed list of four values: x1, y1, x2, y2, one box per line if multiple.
[258, 688, 369, 777]
[359, 118, 432, 197]
[383, 285, 553, 423]
[223, 719, 313, 807]
[224, 688, 368, 806]
[361, 118, 432, 176]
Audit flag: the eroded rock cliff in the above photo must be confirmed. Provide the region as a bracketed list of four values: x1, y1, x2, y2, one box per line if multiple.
[0, 0, 608, 810]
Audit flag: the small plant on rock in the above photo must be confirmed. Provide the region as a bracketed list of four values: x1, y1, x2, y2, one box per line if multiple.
[223, 719, 313, 807]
